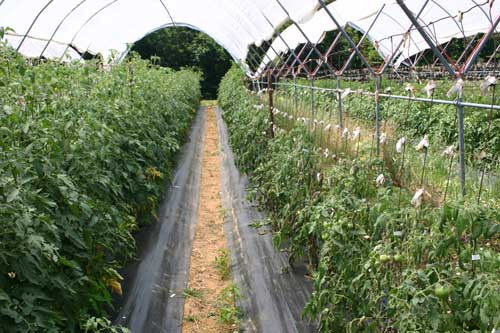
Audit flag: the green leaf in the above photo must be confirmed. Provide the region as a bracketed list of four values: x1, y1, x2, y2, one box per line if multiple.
[6, 188, 20, 203]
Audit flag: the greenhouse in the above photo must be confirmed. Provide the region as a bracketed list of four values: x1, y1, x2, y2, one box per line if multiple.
[0, 0, 499, 332]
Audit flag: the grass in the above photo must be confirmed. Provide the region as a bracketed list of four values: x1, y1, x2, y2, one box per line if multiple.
[183, 288, 204, 299]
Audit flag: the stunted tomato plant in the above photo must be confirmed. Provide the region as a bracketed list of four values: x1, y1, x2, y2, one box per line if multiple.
[219, 65, 500, 332]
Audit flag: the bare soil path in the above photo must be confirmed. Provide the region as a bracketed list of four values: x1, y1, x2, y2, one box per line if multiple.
[182, 106, 234, 332]
[114, 105, 315, 333]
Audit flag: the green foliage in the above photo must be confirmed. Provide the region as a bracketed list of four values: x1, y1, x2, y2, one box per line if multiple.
[218, 65, 270, 173]
[301, 77, 500, 159]
[132, 27, 232, 99]
[0, 44, 201, 331]
[183, 288, 204, 299]
[218, 65, 500, 332]
[216, 283, 242, 325]
[215, 249, 231, 280]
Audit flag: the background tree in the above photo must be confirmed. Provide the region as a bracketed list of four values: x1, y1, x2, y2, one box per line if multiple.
[132, 27, 232, 99]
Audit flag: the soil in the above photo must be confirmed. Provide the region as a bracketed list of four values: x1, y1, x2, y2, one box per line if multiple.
[182, 107, 233, 333]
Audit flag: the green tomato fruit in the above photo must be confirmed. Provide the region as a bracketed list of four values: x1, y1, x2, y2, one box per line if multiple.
[434, 284, 452, 298]
[379, 254, 392, 263]
[393, 254, 404, 263]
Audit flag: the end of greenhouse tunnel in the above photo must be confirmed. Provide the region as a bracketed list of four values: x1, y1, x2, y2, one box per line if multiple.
[129, 26, 232, 100]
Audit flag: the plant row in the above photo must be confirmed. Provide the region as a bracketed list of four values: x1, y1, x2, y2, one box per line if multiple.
[219, 65, 500, 332]
[0, 43, 201, 332]
[288, 77, 499, 160]
[271, 79, 499, 206]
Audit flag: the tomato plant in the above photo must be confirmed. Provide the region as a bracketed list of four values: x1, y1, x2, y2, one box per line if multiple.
[0, 42, 201, 331]
[219, 65, 500, 332]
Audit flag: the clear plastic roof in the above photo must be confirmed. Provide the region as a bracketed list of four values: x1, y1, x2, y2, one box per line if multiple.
[1, 0, 498, 74]
[256, 0, 499, 75]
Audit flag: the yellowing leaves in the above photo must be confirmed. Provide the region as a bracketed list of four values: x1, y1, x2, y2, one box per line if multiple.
[146, 166, 162, 180]
[107, 279, 123, 296]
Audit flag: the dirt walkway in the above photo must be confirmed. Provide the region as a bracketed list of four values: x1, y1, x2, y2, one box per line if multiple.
[182, 107, 234, 332]
[114, 106, 314, 332]
[114, 108, 206, 333]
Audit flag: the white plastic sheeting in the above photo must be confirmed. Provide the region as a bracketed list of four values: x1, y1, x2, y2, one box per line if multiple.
[255, 0, 392, 75]
[351, 0, 500, 67]
[255, 7, 334, 75]
[0, 0, 319, 65]
[1, 0, 498, 74]
[4, 33, 82, 61]
[256, 0, 499, 75]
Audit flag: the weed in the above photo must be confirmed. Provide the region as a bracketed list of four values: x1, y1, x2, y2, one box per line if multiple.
[215, 248, 231, 280]
[183, 315, 198, 323]
[219, 207, 231, 220]
[183, 288, 204, 299]
[216, 283, 242, 325]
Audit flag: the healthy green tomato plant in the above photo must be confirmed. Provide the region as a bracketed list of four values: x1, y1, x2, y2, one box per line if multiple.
[0, 44, 201, 331]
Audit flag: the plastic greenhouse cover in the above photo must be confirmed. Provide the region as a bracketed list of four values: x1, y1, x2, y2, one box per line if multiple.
[255, 0, 390, 75]
[351, 0, 500, 68]
[256, 0, 499, 75]
[0, 0, 318, 69]
[2, 0, 498, 73]
[5, 33, 82, 61]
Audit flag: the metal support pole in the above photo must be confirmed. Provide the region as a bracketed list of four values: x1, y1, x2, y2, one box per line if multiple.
[281, 43, 308, 77]
[431, 39, 452, 68]
[378, 0, 431, 75]
[375, 76, 382, 156]
[396, 0, 456, 77]
[457, 100, 466, 197]
[246, 49, 263, 72]
[300, 45, 319, 74]
[247, 48, 262, 66]
[312, 32, 342, 75]
[60, 0, 119, 61]
[246, 54, 259, 71]
[460, 15, 500, 74]
[340, 5, 385, 74]
[259, 42, 282, 73]
[310, 76, 315, 131]
[293, 75, 298, 111]
[254, 43, 283, 76]
[274, 50, 293, 74]
[39, 0, 88, 58]
[268, 70, 275, 138]
[16, 0, 55, 52]
[158, 0, 176, 26]
[485, 43, 500, 67]
[337, 78, 343, 128]
[299, 31, 337, 77]
[260, 13, 313, 77]
[318, 0, 377, 76]
[274, 0, 338, 76]
[455, 33, 479, 66]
